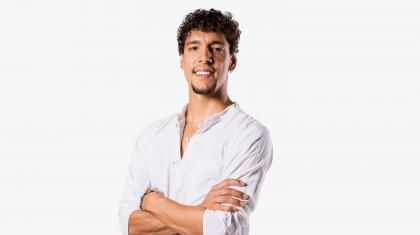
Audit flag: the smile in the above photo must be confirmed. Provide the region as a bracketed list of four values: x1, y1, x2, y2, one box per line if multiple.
[193, 67, 215, 77]
[194, 71, 212, 75]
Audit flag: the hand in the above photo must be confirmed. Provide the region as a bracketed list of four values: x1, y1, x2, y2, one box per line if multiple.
[143, 190, 165, 212]
[199, 178, 249, 212]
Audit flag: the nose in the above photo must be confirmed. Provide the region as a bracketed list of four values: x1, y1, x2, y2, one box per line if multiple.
[198, 48, 213, 63]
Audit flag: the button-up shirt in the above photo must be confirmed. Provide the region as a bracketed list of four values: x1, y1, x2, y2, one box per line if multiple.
[119, 102, 273, 235]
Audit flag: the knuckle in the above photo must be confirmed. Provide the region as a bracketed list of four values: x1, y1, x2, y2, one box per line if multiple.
[231, 198, 240, 206]
[229, 189, 239, 197]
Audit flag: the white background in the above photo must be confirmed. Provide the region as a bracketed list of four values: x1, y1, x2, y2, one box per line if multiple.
[1, 0, 419, 234]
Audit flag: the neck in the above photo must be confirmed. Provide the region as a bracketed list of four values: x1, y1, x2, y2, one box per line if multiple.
[186, 87, 232, 127]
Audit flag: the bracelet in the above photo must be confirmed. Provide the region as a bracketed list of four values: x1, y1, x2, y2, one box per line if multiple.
[139, 189, 155, 211]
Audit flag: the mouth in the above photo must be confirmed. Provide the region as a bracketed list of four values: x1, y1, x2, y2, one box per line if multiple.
[193, 68, 215, 78]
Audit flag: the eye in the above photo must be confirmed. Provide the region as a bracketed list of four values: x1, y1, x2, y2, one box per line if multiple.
[188, 46, 198, 51]
[211, 47, 224, 53]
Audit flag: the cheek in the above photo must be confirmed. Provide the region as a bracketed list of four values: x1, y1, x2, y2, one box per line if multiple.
[183, 69, 191, 78]
[183, 60, 194, 70]
[218, 63, 230, 73]
[184, 53, 198, 63]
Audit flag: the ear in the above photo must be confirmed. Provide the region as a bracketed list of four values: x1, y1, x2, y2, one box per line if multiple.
[229, 54, 237, 72]
[180, 55, 184, 69]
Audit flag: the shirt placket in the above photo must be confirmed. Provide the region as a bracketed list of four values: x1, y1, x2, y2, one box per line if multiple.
[171, 111, 222, 202]
[171, 159, 188, 201]
[172, 118, 189, 201]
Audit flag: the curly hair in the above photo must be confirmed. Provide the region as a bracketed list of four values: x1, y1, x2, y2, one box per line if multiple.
[177, 8, 241, 55]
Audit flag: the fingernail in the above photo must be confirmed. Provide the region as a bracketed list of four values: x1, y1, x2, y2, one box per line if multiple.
[240, 201, 247, 207]
[243, 194, 249, 200]
[241, 181, 247, 186]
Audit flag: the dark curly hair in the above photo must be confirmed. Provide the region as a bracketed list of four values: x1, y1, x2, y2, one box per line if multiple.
[177, 8, 241, 55]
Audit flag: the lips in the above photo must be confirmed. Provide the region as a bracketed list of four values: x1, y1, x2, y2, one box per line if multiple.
[193, 68, 215, 81]
[195, 71, 212, 75]
[193, 67, 215, 75]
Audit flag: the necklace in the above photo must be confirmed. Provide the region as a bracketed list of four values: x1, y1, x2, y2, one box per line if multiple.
[183, 98, 233, 145]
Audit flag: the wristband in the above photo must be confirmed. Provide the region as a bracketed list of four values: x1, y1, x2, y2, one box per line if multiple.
[139, 189, 155, 211]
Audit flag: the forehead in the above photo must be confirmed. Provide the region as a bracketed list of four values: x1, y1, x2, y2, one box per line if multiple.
[185, 30, 228, 44]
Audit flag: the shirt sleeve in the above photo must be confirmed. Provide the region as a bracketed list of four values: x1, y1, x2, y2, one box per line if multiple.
[203, 125, 273, 235]
[118, 131, 151, 235]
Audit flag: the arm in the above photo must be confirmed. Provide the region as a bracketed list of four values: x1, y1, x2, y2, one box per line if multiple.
[202, 126, 274, 235]
[128, 210, 175, 235]
[142, 180, 248, 235]
[142, 193, 206, 235]
[141, 127, 272, 235]
[119, 131, 175, 235]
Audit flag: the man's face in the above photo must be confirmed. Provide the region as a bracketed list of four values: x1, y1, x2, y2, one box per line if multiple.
[180, 30, 236, 96]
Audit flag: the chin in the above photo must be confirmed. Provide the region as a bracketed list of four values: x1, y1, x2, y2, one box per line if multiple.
[191, 82, 217, 95]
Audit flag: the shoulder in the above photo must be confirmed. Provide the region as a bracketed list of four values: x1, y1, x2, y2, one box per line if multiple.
[134, 114, 176, 147]
[224, 106, 273, 168]
[224, 106, 273, 161]
[230, 107, 272, 144]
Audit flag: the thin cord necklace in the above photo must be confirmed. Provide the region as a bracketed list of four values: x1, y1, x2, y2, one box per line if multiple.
[183, 98, 233, 145]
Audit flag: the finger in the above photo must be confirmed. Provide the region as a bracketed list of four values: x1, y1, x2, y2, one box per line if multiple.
[220, 187, 249, 200]
[216, 195, 246, 207]
[217, 178, 247, 189]
[209, 187, 223, 196]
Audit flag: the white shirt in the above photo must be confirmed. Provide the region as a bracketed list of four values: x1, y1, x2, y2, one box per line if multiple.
[119, 102, 273, 235]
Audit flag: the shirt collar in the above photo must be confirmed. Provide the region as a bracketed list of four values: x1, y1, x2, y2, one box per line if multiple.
[176, 102, 239, 131]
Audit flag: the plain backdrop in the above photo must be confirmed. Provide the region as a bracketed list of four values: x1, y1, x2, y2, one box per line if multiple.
[1, 0, 419, 234]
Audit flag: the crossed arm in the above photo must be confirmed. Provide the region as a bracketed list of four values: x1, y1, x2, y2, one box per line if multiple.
[128, 210, 174, 235]
[123, 126, 273, 235]
[128, 179, 248, 235]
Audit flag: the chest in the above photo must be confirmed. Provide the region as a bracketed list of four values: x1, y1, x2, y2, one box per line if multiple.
[180, 121, 195, 158]
[147, 125, 229, 204]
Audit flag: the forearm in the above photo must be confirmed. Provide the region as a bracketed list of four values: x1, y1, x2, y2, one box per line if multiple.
[144, 193, 205, 235]
[128, 210, 176, 235]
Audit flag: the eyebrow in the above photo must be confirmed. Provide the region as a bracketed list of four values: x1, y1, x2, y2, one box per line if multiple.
[185, 40, 225, 46]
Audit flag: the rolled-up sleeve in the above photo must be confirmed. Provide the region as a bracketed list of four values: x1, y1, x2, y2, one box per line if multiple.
[203, 125, 273, 235]
[119, 131, 151, 235]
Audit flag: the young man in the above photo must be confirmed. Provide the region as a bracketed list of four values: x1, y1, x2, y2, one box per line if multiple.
[119, 9, 273, 235]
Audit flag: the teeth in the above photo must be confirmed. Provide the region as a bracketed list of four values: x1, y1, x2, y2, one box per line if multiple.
[195, 71, 211, 75]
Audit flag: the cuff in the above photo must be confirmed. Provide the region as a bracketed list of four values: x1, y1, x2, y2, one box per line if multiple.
[203, 209, 230, 235]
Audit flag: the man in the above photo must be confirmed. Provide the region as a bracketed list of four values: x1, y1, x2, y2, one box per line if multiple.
[119, 8, 273, 235]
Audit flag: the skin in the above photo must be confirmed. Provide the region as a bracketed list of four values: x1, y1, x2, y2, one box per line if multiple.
[180, 30, 237, 131]
[128, 30, 245, 235]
